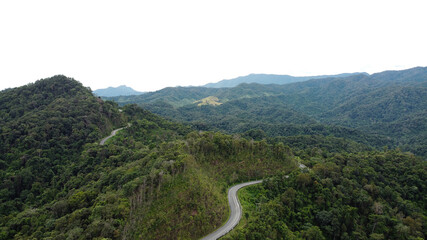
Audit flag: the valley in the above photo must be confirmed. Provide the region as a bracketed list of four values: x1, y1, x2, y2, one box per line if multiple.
[105, 67, 427, 157]
[0, 69, 426, 239]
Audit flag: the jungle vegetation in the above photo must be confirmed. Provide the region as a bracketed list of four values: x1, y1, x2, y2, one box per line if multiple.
[1, 69, 426, 239]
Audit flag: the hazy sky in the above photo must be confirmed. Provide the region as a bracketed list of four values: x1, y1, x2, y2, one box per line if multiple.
[1, 0, 426, 92]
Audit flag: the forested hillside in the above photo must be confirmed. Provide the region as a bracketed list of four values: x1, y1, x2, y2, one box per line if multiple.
[106, 83, 286, 108]
[1, 70, 426, 239]
[0, 77, 297, 239]
[227, 150, 426, 239]
[0, 76, 124, 215]
[105, 67, 427, 157]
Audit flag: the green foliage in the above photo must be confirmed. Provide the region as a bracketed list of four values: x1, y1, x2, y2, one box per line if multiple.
[230, 150, 426, 239]
[106, 67, 427, 157]
[0, 77, 297, 239]
[2, 70, 427, 239]
[0, 76, 123, 215]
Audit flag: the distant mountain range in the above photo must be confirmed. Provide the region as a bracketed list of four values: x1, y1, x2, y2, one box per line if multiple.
[105, 67, 427, 157]
[2, 71, 426, 239]
[93, 85, 144, 97]
[203, 72, 368, 88]
[93, 73, 366, 97]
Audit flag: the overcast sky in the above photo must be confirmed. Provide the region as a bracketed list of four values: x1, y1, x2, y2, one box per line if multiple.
[1, 0, 426, 92]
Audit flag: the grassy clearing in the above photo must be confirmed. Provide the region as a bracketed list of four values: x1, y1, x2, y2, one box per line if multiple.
[194, 96, 222, 106]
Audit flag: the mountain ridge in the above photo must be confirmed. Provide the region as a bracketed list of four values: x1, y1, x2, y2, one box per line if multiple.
[203, 72, 368, 88]
[93, 85, 144, 97]
[1, 72, 426, 239]
[105, 67, 427, 156]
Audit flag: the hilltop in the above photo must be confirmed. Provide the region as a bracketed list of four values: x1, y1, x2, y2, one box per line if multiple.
[0, 76, 298, 239]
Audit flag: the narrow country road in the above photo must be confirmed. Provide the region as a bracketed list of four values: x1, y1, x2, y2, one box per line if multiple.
[200, 180, 263, 240]
[99, 127, 125, 145]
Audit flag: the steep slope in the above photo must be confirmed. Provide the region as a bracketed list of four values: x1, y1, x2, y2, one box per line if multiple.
[2, 72, 425, 239]
[322, 87, 427, 127]
[0, 76, 124, 216]
[228, 150, 426, 239]
[270, 67, 427, 116]
[0, 78, 298, 239]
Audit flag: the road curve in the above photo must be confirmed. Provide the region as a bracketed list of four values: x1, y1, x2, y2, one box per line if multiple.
[200, 180, 263, 240]
[99, 127, 125, 145]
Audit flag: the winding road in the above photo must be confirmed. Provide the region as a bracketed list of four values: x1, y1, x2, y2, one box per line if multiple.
[99, 127, 125, 145]
[100, 126, 266, 239]
[201, 180, 263, 240]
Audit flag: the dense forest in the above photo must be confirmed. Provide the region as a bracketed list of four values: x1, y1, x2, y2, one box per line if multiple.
[227, 150, 426, 240]
[1, 70, 426, 239]
[105, 67, 427, 157]
[0, 77, 297, 239]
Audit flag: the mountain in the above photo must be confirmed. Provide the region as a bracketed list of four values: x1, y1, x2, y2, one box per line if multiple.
[0, 75, 124, 158]
[0, 76, 298, 239]
[105, 67, 427, 156]
[1, 73, 425, 239]
[203, 72, 368, 88]
[93, 85, 144, 97]
[103, 84, 282, 107]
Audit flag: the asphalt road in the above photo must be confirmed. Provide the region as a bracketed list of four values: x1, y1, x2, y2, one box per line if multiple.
[99, 127, 125, 145]
[200, 180, 263, 240]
